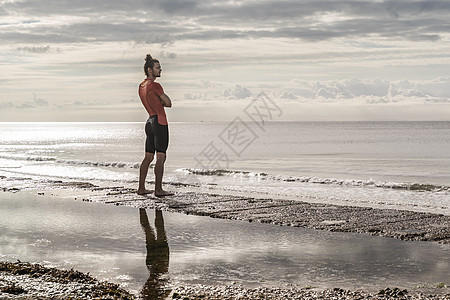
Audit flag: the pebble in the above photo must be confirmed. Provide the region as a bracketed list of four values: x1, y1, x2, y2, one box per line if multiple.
[171, 284, 450, 300]
[1, 261, 449, 299]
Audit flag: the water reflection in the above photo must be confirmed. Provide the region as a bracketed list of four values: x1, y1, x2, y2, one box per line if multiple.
[1, 192, 448, 294]
[139, 209, 171, 299]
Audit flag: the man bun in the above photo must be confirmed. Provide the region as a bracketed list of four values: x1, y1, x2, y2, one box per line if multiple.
[145, 54, 153, 62]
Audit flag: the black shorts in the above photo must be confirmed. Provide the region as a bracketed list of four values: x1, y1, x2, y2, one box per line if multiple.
[145, 115, 169, 154]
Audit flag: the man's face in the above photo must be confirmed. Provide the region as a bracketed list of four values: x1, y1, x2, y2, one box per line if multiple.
[152, 63, 162, 77]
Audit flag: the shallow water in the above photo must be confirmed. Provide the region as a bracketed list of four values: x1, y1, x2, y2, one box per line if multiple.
[1, 191, 449, 297]
[1, 121, 449, 215]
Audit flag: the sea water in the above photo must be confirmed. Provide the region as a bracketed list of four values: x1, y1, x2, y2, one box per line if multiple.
[0, 121, 449, 215]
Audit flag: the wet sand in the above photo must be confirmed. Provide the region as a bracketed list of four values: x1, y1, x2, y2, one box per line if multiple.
[81, 185, 449, 244]
[2, 176, 449, 244]
[161, 193, 449, 244]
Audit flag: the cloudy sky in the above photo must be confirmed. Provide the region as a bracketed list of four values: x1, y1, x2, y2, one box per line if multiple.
[1, 0, 450, 121]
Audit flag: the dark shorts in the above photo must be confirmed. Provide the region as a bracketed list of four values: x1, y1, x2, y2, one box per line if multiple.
[145, 115, 169, 154]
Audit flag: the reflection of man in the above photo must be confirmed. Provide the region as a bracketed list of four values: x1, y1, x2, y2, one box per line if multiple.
[139, 208, 170, 299]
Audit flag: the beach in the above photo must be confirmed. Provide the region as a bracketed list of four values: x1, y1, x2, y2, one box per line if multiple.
[1, 178, 449, 299]
[2, 175, 449, 243]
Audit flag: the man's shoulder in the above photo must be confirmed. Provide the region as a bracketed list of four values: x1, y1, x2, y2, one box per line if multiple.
[139, 80, 163, 95]
[139, 80, 149, 88]
[152, 82, 164, 94]
[141, 81, 162, 88]
[152, 81, 163, 88]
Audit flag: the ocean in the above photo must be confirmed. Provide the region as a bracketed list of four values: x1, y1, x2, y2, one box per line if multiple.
[0, 121, 449, 215]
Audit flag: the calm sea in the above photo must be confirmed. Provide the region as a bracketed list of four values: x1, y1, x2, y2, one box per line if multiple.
[0, 121, 449, 215]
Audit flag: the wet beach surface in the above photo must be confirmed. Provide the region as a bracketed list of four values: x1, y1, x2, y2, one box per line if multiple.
[1, 177, 449, 299]
[126, 190, 450, 244]
[2, 175, 449, 244]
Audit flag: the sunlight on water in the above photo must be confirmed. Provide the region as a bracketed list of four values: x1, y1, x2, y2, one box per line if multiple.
[1, 122, 450, 214]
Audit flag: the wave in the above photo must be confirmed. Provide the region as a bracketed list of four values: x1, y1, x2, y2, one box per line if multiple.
[0, 154, 140, 169]
[179, 168, 450, 192]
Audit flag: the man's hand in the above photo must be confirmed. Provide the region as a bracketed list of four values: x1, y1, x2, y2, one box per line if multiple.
[159, 93, 172, 107]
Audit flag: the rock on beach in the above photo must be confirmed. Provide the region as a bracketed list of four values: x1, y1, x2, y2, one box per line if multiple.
[0, 261, 133, 299]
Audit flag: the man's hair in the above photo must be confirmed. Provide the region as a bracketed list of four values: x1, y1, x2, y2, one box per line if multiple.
[144, 54, 159, 76]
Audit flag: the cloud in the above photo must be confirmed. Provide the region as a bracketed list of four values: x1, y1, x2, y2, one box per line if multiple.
[1, 0, 450, 45]
[280, 92, 299, 100]
[10, 93, 49, 109]
[183, 93, 208, 100]
[280, 78, 450, 104]
[54, 100, 99, 109]
[223, 84, 252, 99]
[16, 45, 51, 53]
[32, 93, 48, 106]
[158, 0, 198, 14]
[0, 101, 14, 109]
[159, 50, 177, 59]
[121, 99, 138, 103]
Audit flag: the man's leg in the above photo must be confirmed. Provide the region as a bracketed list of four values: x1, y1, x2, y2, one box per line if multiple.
[137, 152, 154, 195]
[154, 152, 173, 196]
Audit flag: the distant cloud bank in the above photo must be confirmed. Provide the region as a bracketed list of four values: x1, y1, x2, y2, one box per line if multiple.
[278, 77, 450, 104]
[2, 78, 449, 113]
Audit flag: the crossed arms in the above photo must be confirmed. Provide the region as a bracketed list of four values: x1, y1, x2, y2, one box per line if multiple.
[159, 93, 172, 108]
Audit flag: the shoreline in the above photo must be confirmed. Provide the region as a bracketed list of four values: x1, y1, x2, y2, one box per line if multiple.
[1, 176, 449, 243]
[46, 181, 449, 244]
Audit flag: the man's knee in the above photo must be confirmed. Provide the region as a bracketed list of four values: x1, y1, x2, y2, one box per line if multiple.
[156, 152, 166, 163]
[143, 152, 154, 163]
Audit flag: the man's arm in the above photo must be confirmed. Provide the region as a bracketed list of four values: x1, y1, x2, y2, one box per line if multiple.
[159, 93, 172, 108]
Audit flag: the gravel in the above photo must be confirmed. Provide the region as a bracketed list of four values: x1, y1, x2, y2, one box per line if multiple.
[0, 261, 134, 299]
[172, 285, 450, 300]
[1, 262, 448, 299]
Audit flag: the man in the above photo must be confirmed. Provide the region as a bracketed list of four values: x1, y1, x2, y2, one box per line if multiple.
[137, 54, 173, 197]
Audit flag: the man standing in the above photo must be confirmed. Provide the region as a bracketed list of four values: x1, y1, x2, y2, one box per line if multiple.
[137, 54, 173, 196]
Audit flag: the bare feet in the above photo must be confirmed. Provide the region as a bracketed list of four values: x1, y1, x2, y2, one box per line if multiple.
[154, 190, 174, 197]
[137, 189, 153, 195]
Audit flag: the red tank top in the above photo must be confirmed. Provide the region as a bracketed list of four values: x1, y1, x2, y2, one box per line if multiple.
[138, 79, 168, 125]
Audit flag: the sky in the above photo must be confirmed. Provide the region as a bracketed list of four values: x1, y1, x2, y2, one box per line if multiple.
[1, 0, 450, 122]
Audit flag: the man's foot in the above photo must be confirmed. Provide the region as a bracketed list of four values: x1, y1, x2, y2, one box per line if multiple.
[154, 190, 174, 197]
[137, 189, 154, 195]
